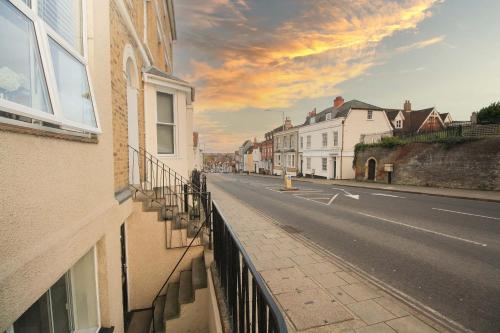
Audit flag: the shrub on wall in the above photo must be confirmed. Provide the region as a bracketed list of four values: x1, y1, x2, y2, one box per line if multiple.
[477, 102, 500, 124]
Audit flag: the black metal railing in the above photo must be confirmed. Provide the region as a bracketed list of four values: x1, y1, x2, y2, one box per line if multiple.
[213, 201, 288, 333]
[128, 146, 209, 244]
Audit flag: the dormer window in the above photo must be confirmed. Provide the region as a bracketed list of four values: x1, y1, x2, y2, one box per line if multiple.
[326, 113, 331, 121]
[310, 117, 316, 124]
[396, 120, 402, 128]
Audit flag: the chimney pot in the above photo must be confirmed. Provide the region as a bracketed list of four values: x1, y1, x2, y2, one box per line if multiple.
[404, 100, 412, 112]
[334, 96, 345, 108]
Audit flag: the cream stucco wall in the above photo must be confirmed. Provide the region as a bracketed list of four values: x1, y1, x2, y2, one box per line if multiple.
[126, 202, 204, 309]
[0, 1, 127, 332]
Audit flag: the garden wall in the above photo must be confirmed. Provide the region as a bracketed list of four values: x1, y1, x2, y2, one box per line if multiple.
[354, 137, 500, 190]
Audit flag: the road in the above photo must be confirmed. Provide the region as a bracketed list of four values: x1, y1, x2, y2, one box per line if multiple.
[208, 173, 500, 333]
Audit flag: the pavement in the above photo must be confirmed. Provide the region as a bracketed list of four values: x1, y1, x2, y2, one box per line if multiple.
[208, 173, 500, 333]
[210, 178, 455, 333]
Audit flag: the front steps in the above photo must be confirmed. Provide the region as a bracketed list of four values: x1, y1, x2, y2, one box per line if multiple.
[131, 187, 203, 249]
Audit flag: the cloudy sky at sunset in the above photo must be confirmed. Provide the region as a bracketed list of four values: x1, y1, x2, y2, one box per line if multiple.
[174, 0, 500, 152]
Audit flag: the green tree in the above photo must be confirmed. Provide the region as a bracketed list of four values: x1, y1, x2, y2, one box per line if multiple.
[477, 102, 500, 124]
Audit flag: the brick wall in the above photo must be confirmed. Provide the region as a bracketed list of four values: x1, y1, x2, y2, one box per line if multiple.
[110, 0, 173, 192]
[354, 137, 500, 190]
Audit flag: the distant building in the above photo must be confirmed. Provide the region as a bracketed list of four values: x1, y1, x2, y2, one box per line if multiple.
[385, 100, 450, 135]
[273, 118, 299, 176]
[299, 97, 393, 179]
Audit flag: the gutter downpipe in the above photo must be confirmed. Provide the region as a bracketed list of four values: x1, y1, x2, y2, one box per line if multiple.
[340, 120, 345, 179]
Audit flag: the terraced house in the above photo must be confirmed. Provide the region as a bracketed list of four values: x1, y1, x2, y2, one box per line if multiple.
[0, 1, 221, 333]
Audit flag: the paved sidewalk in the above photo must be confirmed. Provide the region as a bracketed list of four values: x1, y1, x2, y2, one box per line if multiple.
[244, 173, 500, 203]
[210, 182, 452, 333]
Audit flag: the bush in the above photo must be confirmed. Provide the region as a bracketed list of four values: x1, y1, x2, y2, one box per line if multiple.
[477, 102, 500, 124]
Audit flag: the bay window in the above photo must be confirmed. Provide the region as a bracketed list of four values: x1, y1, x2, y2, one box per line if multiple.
[157, 92, 175, 154]
[0, 0, 100, 134]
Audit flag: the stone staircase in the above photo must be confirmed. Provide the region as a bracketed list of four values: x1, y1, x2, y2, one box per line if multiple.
[131, 188, 204, 248]
[126, 255, 209, 333]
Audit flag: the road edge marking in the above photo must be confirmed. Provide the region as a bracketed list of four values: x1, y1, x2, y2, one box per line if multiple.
[432, 208, 500, 221]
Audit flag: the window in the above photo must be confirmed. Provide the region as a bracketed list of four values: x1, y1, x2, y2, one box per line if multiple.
[0, 0, 100, 133]
[333, 131, 338, 146]
[291, 154, 295, 167]
[306, 157, 311, 169]
[396, 119, 402, 128]
[157, 92, 175, 154]
[300, 136, 303, 149]
[326, 113, 331, 121]
[322, 133, 327, 147]
[6, 248, 99, 333]
[367, 110, 373, 120]
[322, 158, 327, 171]
[306, 135, 311, 148]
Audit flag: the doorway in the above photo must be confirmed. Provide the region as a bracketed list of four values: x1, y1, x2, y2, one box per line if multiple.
[126, 58, 140, 185]
[367, 158, 376, 181]
[120, 224, 129, 327]
[332, 157, 337, 179]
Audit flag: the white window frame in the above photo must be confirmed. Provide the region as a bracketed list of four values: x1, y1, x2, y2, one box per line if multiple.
[322, 133, 327, 147]
[322, 157, 327, 171]
[306, 157, 311, 170]
[333, 131, 339, 146]
[0, 0, 101, 134]
[367, 110, 373, 120]
[156, 90, 177, 156]
[306, 135, 311, 149]
[396, 119, 402, 128]
[326, 113, 331, 121]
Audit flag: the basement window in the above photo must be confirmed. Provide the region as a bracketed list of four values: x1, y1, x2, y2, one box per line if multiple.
[0, 0, 100, 134]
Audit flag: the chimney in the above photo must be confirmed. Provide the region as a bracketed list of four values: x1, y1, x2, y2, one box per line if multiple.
[334, 96, 344, 108]
[471, 112, 478, 124]
[284, 117, 293, 130]
[404, 100, 412, 112]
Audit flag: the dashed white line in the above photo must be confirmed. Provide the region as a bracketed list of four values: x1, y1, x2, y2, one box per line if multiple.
[358, 212, 488, 247]
[432, 208, 500, 221]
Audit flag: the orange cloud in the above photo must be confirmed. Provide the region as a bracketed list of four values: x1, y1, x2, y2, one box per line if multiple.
[180, 0, 441, 113]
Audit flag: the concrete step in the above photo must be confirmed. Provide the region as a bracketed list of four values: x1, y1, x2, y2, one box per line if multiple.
[126, 309, 153, 333]
[178, 270, 194, 304]
[164, 283, 180, 320]
[187, 219, 202, 238]
[159, 205, 180, 221]
[192, 256, 207, 290]
[165, 287, 209, 333]
[152, 295, 166, 333]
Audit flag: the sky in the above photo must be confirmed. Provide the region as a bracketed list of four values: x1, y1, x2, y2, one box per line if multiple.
[174, 0, 500, 152]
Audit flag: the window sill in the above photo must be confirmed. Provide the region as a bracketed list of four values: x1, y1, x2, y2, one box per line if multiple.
[0, 117, 98, 144]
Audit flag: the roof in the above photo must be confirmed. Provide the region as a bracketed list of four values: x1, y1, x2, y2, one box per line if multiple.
[385, 109, 402, 121]
[403, 108, 435, 133]
[143, 66, 190, 85]
[439, 113, 449, 121]
[303, 100, 382, 125]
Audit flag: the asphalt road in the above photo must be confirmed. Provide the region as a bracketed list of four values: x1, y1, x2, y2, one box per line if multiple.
[209, 173, 500, 333]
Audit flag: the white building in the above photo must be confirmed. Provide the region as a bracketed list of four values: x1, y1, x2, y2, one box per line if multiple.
[299, 97, 393, 179]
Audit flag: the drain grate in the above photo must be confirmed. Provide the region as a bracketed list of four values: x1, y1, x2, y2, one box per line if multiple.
[280, 224, 302, 234]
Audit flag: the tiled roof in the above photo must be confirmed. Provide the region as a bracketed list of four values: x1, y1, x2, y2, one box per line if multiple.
[303, 100, 382, 125]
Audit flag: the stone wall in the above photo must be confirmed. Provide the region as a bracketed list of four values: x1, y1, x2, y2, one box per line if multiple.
[354, 137, 500, 190]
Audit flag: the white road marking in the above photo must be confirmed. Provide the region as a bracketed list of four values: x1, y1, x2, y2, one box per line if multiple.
[294, 195, 331, 206]
[297, 197, 332, 200]
[332, 187, 360, 200]
[358, 212, 488, 247]
[432, 208, 500, 221]
[371, 193, 406, 198]
[328, 194, 339, 206]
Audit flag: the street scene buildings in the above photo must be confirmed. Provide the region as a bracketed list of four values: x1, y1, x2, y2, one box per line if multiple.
[1, 1, 500, 333]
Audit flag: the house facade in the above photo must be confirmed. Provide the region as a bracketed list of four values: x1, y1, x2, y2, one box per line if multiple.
[385, 100, 449, 135]
[238, 139, 253, 172]
[0, 1, 220, 333]
[299, 97, 393, 179]
[261, 133, 273, 174]
[273, 119, 299, 176]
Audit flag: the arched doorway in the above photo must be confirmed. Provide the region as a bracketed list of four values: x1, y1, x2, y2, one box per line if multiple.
[124, 49, 139, 185]
[367, 158, 376, 181]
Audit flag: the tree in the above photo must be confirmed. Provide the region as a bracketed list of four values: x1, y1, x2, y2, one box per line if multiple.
[477, 102, 500, 124]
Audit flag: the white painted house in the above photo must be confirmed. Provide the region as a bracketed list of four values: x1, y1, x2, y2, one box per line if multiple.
[299, 97, 393, 179]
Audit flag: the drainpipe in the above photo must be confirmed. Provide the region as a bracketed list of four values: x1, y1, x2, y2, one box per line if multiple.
[340, 120, 345, 179]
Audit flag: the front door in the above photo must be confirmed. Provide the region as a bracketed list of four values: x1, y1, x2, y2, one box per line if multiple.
[333, 158, 337, 179]
[120, 224, 129, 327]
[368, 159, 376, 180]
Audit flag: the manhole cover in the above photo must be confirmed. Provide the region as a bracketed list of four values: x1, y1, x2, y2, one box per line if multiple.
[280, 224, 302, 234]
